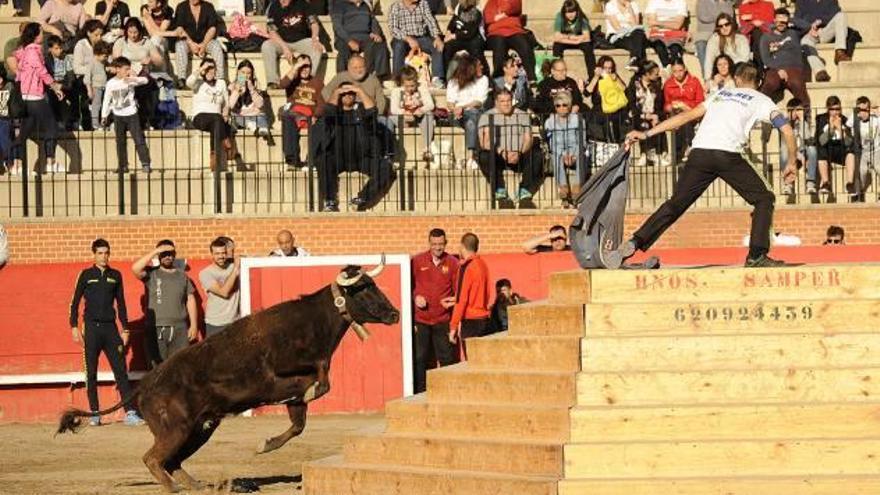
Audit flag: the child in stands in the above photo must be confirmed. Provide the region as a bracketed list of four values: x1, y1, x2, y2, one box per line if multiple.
[389, 66, 435, 166]
[101, 57, 152, 174]
[87, 41, 111, 131]
[47, 35, 79, 131]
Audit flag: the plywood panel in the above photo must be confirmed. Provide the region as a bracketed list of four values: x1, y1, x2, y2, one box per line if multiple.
[558, 476, 880, 495]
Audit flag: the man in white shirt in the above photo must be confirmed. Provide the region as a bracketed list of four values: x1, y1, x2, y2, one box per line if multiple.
[854, 96, 880, 199]
[269, 229, 311, 257]
[612, 62, 798, 268]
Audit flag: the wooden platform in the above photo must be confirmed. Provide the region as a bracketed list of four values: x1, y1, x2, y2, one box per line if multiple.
[303, 264, 880, 494]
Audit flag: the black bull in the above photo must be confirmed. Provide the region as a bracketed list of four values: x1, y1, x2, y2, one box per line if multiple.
[57, 262, 400, 493]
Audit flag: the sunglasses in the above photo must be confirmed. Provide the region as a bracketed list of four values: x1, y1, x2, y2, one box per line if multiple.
[716, 22, 731, 28]
[555, 103, 570, 108]
[828, 107, 842, 111]
[858, 107, 871, 113]
[159, 251, 176, 258]
[825, 238, 843, 244]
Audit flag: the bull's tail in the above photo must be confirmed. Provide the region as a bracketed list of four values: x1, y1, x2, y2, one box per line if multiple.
[56, 390, 140, 435]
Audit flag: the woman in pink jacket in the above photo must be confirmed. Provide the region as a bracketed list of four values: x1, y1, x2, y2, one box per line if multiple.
[11, 23, 64, 176]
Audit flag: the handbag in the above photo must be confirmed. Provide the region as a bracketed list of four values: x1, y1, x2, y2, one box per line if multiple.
[8, 81, 26, 119]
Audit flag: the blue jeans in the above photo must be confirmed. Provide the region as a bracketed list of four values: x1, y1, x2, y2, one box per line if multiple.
[695, 40, 707, 79]
[780, 144, 818, 183]
[233, 114, 269, 131]
[457, 108, 481, 151]
[391, 37, 444, 81]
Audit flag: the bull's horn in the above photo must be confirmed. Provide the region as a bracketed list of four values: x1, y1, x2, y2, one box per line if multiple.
[336, 270, 363, 287]
[351, 322, 371, 341]
[365, 254, 386, 278]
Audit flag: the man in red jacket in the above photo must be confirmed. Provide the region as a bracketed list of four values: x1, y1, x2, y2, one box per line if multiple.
[448, 232, 490, 358]
[664, 60, 705, 160]
[411, 228, 460, 394]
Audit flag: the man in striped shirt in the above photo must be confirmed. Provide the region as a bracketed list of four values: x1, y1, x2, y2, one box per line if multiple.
[388, 0, 445, 88]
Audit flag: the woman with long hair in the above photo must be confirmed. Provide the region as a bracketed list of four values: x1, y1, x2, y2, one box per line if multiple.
[627, 59, 669, 166]
[187, 58, 242, 171]
[11, 23, 64, 176]
[552, 0, 596, 79]
[141, 0, 176, 53]
[112, 18, 165, 128]
[280, 54, 324, 170]
[72, 19, 104, 130]
[229, 59, 271, 138]
[446, 53, 489, 169]
[703, 13, 750, 81]
[585, 55, 629, 143]
[707, 53, 735, 94]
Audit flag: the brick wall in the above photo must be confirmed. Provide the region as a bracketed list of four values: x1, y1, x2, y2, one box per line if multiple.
[3, 204, 878, 264]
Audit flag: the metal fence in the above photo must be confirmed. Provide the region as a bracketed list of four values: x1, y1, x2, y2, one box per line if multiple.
[0, 108, 876, 219]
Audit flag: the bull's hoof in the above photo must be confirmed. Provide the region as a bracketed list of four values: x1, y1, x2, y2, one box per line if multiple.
[172, 470, 204, 490]
[161, 482, 181, 493]
[256, 438, 276, 455]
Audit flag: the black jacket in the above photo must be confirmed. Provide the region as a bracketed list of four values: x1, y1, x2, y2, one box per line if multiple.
[69, 265, 128, 327]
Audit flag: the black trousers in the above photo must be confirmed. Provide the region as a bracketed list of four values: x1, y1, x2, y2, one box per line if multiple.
[318, 154, 396, 203]
[460, 318, 489, 359]
[552, 42, 596, 79]
[477, 148, 544, 196]
[413, 321, 459, 394]
[114, 114, 151, 170]
[611, 31, 649, 62]
[83, 320, 134, 413]
[335, 38, 391, 79]
[634, 148, 775, 257]
[18, 99, 58, 162]
[193, 113, 232, 150]
[487, 34, 536, 81]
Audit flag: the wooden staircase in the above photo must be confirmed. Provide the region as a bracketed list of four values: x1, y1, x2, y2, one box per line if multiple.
[304, 265, 880, 495]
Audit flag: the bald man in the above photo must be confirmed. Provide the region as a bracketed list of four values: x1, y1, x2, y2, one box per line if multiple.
[269, 230, 311, 257]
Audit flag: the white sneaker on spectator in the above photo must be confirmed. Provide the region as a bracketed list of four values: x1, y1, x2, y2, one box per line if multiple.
[806, 181, 817, 194]
[782, 183, 794, 196]
[635, 153, 647, 166]
[625, 57, 638, 72]
[466, 158, 479, 170]
[658, 153, 672, 167]
[431, 77, 445, 90]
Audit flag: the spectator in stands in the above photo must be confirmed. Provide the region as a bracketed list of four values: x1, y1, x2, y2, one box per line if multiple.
[628, 60, 669, 167]
[483, 0, 536, 82]
[314, 82, 396, 212]
[0, 79, 12, 171]
[113, 18, 164, 127]
[0, 225, 7, 267]
[229, 59, 270, 138]
[101, 57, 153, 174]
[73, 20, 104, 130]
[173, 0, 225, 84]
[703, 13, 750, 82]
[331, 0, 390, 79]
[552, 0, 596, 79]
[323, 54, 388, 117]
[478, 88, 543, 209]
[663, 60, 704, 159]
[187, 58, 242, 171]
[854, 96, 880, 199]
[823, 225, 845, 245]
[738, 0, 775, 66]
[270, 229, 310, 256]
[816, 95, 856, 196]
[694, 0, 735, 75]
[706, 53, 735, 94]
[645, 0, 688, 68]
[780, 98, 818, 196]
[12, 23, 64, 177]
[262, 0, 325, 89]
[448, 232, 490, 355]
[446, 53, 489, 170]
[95, 0, 130, 45]
[410, 227, 460, 394]
[493, 54, 530, 112]
[760, 9, 816, 106]
[523, 224, 571, 254]
[46, 35, 78, 133]
[132, 240, 198, 362]
[39, 0, 88, 42]
[442, 0, 486, 79]
[85, 41, 111, 131]
[281, 55, 324, 170]
[388, 0, 445, 89]
[199, 237, 240, 337]
[69, 238, 145, 427]
[487, 278, 526, 334]
[603, 0, 646, 71]
[389, 66, 436, 166]
[141, 0, 176, 53]
[534, 58, 584, 116]
[544, 91, 587, 207]
[585, 55, 630, 143]
[2, 23, 27, 82]
[794, 0, 852, 78]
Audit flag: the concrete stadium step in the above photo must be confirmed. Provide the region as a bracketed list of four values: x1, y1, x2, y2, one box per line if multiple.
[426, 362, 577, 407]
[569, 402, 880, 443]
[303, 455, 558, 495]
[563, 438, 880, 478]
[837, 60, 880, 82]
[343, 429, 564, 477]
[385, 395, 571, 443]
[557, 475, 880, 495]
[583, 299, 880, 337]
[577, 367, 880, 407]
[466, 333, 581, 372]
[506, 302, 585, 337]
[582, 333, 880, 372]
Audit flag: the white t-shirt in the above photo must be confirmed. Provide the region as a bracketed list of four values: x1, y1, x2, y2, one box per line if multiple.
[691, 87, 780, 153]
[604, 0, 641, 36]
[645, 0, 688, 24]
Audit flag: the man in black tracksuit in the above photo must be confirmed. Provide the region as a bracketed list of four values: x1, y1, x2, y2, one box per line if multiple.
[69, 238, 144, 426]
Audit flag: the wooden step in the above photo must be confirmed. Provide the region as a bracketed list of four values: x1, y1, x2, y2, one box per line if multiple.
[385, 395, 570, 443]
[577, 368, 880, 406]
[427, 363, 576, 407]
[467, 333, 581, 372]
[343, 430, 564, 477]
[557, 475, 880, 495]
[581, 333, 880, 372]
[303, 455, 557, 495]
[563, 438, 880, 478]
[584, 299, 880, 337]
[506, 302, 584, 337]
[570, 402, 880, 442]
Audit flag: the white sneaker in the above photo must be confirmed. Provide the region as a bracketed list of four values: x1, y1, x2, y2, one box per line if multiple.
[782, 183, 795, 196]
[466, 158, 479, 170]
[635, 153, 647, 166]
[657, 154, 672, 167]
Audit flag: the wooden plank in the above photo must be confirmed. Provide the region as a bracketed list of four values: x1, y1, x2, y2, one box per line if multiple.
[577, 368, 880, 406]
[468, 334, 582, 372]
[584, 299, 880, 337]
[563, 438, 880, 478]
[587, 265, 880, 304]
[427, 364, 577, 407]
[558, 476, 880, 495]
[548, 271, 593, 304]
[507, 302, 585, 337]
[581, 334, 880, 372]
[569, 403, 880, 442]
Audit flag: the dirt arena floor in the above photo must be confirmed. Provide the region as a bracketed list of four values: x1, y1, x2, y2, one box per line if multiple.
[0, 414, 384, 495]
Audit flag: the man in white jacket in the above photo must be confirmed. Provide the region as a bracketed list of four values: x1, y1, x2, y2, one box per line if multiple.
[101, 57, 152, 174]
